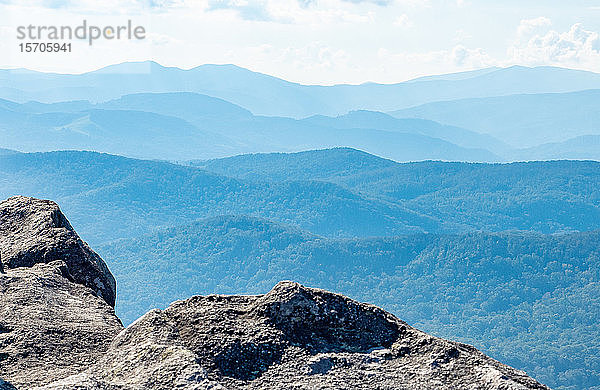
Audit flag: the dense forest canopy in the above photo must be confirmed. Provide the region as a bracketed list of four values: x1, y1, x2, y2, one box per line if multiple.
[1, 148, 599, 389]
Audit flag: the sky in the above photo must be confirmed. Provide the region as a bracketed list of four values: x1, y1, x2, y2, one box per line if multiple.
[0, 0, 599, 84]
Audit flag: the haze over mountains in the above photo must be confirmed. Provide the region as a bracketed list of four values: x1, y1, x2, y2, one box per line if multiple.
[1, 149, 599, 390]
[2, 62, 600, 390]
[3, 62, 600, 118]
[392, 89, 600, 148]
[1, 62, 600, 162]
[2, 149, 600, 246]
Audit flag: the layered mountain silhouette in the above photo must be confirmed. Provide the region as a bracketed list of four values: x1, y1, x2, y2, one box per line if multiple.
[391, 89, 600, 148]
[2, 150, 600, 247]
[1, 61, 599, 390]
[1, 149, 599, 389]
[0, 196, 550, 389]
[2, 62, 599, 161]
[2, 62, 600, 117]
[0, 93, 501, 162]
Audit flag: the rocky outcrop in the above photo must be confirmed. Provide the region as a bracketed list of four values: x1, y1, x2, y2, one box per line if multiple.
[0, 197, 123, 388]
[0, 196, 116, 306]
[42, 281, 550, 390]
[0, 196, 551, 389]
[0, 261, 123, 388]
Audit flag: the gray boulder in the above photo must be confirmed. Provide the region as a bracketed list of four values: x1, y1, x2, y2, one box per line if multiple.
[0, 196, 123, 388]
[0, 196, 116, 306]
[0, 261, 123, 388]
[0, 196, 551, 389]
[42, 281, 551, 389]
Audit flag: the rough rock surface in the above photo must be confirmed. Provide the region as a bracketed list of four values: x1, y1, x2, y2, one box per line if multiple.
[0, 196, 551, 389]
[0, 261, 123, 388]
[42, 282, 550, 390]
[0, 196, 116, 306]
[0, 196, 123, 388]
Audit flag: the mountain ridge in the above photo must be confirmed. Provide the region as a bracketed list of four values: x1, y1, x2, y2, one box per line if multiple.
[2, 62, 599, 117]
[391, 89, 600, 147]
[0, 94, 504, 162]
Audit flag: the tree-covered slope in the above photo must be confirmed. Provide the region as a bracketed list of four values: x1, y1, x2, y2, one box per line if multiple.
[97, 216, 600, 390]
[2, 149, 600, 389]
[2, 150, 600, 245]
[0, 151, 439, 244]
[198, 148, 600, 233]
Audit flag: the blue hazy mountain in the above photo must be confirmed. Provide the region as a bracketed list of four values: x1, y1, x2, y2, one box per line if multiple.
[2, 149, 599, 246]
[391, 89, 600, 147]
[195, 148, 600, 233]
[0, 147, 19, 155]
[193, 147, 400, 181]
[96, 215, 600, 390]
[0, 105, 237, 160]
[301, 110, 511, 154]
[0, 94, 501, 162]
[2, 62, 600, 117]
[97, 93, 501, 161]
[0, 97, 93, 114]
[0, 150, 442, 244]
[514, 135, 600, 161]
[99, 92, 253, 121]
[405, 67, 501, 82]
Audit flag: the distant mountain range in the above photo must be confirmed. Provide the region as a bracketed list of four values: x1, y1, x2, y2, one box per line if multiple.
[2, 149, 599, 245]
[391, 89, 600, 148]
[1, 62, 599, 161]
[0, 150, 443, 243]
[0, 93, 502, 162]
[3, 61, 600, 390]
[2, 62, 600, 118]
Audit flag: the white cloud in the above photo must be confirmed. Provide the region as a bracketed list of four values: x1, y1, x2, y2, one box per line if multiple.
[508, 21, 600, 68]
[376, 44, 495, 80]
[453, 28, 471, 43]
[393, 13, 411, 28]
[516, 16, 551, 41]
[207, 0, 271, 21]
[283, 42, 349, 68]
[0, 0, 183, 13]
[451, 45, 494, 67]
[202, 0, 378, 24]
[2, 1, 599, 84]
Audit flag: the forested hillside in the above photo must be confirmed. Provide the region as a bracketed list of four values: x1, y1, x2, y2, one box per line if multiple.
[0, 151, 440, 243]
[2, 148, 600, 389]
[97, 216, 600, 390]
[2, 150, 600, 246]
[198, 148, 600, 233]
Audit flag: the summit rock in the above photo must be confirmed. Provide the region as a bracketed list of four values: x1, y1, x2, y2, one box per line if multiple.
[0, 196, 116, 306]
[43, 281, 550, 389]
